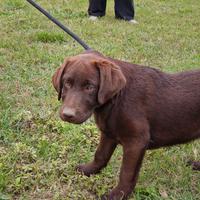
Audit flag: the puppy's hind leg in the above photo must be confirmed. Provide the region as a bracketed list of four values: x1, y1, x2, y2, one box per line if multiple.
[186, 130, 200, 171]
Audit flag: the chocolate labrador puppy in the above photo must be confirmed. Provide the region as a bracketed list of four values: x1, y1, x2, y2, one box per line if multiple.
[52, 50, 200, 200]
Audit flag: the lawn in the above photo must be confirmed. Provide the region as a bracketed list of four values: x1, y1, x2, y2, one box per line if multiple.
[0, 0, 200, 199]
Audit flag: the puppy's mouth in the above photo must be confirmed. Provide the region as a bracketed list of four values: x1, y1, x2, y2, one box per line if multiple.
[61, 116, 86, 124]
[60, 111, 92, 124]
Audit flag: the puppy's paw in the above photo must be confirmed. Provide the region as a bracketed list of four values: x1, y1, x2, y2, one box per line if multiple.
[76, 162, 100, 176]
[101, 188, 128, 200]
[187, 160, 200, 170]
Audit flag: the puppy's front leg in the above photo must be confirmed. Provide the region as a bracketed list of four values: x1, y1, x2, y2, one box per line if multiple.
[77, 133, 117, 176]
[104, 139, 148, 200]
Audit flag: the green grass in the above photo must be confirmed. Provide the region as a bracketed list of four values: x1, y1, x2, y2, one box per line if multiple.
[0, 0, 200, 199]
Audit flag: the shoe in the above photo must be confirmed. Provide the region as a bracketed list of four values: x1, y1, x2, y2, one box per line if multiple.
[89, 16, 98, 21]
[129, 19, 138, 24]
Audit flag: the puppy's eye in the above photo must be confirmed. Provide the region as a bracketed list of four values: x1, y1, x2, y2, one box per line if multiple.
[85, 84, 95, 92]
[64, 80, 72, 88]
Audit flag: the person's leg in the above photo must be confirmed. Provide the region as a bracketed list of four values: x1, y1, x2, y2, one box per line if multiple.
[88, 0, 107, 17]
[114, 0, 135, 21]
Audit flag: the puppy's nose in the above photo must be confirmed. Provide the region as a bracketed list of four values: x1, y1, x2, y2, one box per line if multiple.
[62, 107, 76, 119]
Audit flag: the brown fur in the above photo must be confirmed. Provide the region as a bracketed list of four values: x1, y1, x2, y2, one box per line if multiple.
[52, 50, 200, 200]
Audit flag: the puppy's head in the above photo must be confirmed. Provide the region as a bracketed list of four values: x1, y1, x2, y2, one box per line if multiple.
[52, 52, 126, 124]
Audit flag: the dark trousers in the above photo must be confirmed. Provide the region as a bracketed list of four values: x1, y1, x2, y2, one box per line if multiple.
[88, 0, 135, 20]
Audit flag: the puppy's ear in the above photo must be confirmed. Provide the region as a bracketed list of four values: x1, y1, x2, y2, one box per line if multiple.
[52, 58, 69, 101]
[96, 60, 126, 104]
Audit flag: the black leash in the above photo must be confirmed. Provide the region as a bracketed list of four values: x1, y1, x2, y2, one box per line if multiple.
[26, 0, 91, 50]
